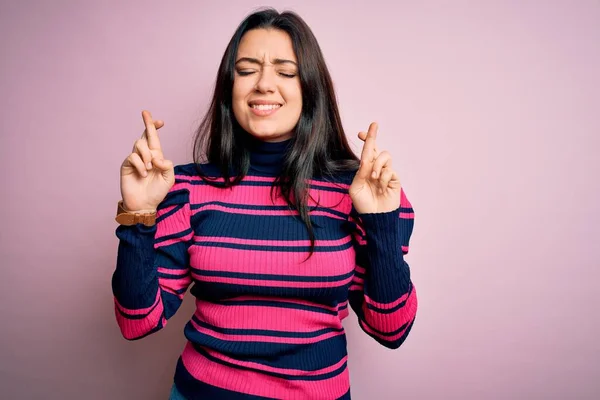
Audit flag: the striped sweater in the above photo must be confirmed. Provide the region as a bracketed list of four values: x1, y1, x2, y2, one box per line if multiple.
[112, 138, 417, 399]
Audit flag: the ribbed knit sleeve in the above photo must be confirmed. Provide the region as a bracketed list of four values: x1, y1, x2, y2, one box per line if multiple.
[347, 189, 418, 349]
[111, 168, 194, 340]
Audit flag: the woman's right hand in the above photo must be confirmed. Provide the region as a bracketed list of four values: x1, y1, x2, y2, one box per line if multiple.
[120, 110, 175, 212]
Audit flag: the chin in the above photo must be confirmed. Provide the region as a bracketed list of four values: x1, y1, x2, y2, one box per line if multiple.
[249, 132, 290, 142]
[247, 124, 289, 140]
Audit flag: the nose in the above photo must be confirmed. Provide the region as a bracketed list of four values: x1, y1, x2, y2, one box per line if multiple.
[255, 67, 276, 93]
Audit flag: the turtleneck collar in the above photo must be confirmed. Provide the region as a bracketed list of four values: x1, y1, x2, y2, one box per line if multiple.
[247, 135, 293, 175]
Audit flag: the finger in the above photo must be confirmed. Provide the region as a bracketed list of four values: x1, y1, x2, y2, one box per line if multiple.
[378, 167, 394, 193]
[152, 157, 175, 183]
[133, 139, 154, 170]
[124, 153, 148, 177]
[359, 122, 379, 164]
[356, 152, 374, 180]
[370, 151, 392, 180]
[139, 120, 164, 139]
[142, 110, 162, 150]
[151, 157, 173, 172]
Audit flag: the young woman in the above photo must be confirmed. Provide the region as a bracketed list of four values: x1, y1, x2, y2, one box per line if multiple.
[112, 8, 417, 400]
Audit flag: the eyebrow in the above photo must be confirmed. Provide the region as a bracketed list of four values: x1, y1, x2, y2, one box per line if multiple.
[235, 57, 298, 67]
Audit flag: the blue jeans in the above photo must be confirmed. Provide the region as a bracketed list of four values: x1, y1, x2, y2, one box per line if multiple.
[169, 383, 186, 400]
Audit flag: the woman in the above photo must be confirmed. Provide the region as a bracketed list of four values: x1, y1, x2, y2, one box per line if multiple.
[112, 8, 417, 400]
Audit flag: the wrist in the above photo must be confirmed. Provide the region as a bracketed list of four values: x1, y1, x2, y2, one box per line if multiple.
[121, 201, 157, 213]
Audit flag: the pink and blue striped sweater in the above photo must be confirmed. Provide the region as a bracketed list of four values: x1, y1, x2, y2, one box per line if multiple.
[112, 138, 417, 399]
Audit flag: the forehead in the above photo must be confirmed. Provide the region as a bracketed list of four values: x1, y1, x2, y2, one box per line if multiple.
[237, 28, 297, 62]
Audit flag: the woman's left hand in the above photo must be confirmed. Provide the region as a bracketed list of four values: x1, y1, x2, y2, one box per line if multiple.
[349, 122, 402, 214]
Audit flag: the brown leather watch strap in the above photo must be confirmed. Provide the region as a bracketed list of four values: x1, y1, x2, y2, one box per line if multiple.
[115, 201, 157, 226]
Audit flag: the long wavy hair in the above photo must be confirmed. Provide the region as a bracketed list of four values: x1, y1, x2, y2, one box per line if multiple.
[192, 8, 360, 259]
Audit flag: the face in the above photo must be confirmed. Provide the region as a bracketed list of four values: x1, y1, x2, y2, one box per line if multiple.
[232, 28, 302, 143]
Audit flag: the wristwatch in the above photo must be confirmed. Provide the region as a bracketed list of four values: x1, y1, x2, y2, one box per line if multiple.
[115, 201, 157, 226]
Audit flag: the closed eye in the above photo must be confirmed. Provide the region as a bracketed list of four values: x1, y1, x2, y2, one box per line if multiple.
[235, 70, 297, 78]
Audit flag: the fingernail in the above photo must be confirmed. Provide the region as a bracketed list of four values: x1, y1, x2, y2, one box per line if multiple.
[142, 170, 148, 177]
[146, 162, 152, 169]
[372, 171, 378, 179]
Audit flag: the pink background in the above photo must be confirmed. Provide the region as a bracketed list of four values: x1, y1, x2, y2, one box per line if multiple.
[1, 1, 599, 399]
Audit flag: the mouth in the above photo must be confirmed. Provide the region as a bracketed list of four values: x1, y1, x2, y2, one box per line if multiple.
[248, 101, 283, 116]
[248, 101, 283, 109]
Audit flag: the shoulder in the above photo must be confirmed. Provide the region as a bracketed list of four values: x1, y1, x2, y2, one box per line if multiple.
[312, 167, 357, 187]
[173, 162, 222, 178]
[173, 163, 198, 177]
[166, 163, 220, 205]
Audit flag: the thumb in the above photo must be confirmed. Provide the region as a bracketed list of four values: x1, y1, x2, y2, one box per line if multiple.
[152, 157, 174, 181]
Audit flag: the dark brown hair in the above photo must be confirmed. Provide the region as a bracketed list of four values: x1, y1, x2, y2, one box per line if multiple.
[192, 7, 360, 259]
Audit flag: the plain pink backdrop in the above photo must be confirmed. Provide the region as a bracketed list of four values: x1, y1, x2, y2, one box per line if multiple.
[1, 1, 599, 399]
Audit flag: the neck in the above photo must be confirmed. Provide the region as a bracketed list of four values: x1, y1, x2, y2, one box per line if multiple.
[246, 134, 293, 176]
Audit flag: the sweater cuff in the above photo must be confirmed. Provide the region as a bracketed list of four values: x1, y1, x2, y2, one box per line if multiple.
[115, 223, 157, 247]
[358, 207, 403, 269]
[358, 207, 401, 234]
[113, 224, 159, 308]
[357, 207, 410, 301]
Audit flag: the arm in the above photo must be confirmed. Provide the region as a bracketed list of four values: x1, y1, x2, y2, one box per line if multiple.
[111, 178, 193, 340]
[348, 189, 417, 349]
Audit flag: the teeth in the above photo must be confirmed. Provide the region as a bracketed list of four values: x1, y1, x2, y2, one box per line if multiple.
[252, 104, 281, 110]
